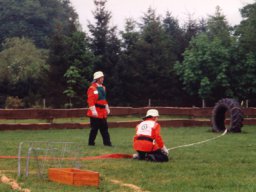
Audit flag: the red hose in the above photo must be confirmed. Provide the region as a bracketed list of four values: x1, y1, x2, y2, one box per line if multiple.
[80, 153, 133, 160]
[0, 154, 133, 160]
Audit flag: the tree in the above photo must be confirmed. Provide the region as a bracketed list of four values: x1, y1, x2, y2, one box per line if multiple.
[116, 19, 140, 105]
[0, 0, 83, 107]
[0, 37, 48, 83]
[120, 19, 140, 53]
[47, 30, 94, 107]
[236, 3, 256, 53]
[46, 29, 71, 107]
[233, 2, 256, 102]
[163, 12, 184, 61]
[182, 17, 201, 51]
[0, 37, 48, 107]
[207, 6, 232, 47]
[175, 34, 232, 107]
[63, 66, 80, 108]
[126, 8, 178, 106]
[88, 0, 121, 104]
[63, 32, 95, 107]
[175, 8, 234, 106]
[237, 53, 256, 100]
[0, 0, 79, 48]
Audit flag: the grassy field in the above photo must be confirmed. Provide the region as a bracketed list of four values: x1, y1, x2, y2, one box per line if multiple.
[0, 115, 193, 124]
[0, 125, 255, 192]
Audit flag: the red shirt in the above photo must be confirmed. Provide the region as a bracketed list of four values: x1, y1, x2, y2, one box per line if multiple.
[86, 83, 108, 118]
[133, 118, 164, 152]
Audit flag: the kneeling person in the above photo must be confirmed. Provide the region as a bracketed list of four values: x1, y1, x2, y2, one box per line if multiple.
[133, 109, 169, 162]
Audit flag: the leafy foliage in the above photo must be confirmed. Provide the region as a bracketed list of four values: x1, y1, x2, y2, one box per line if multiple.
[88, 0, 121, 104]
[234, 2, 256, 100]
[62, 32, 94, 107]
[4, 96, 24, 109]
[0, 0, 79, 48]
[0, 37, 49, 107]
[1, 0, 256, 107]
[236, 3, 256, 53]
[0, 37, 48, 83]
[175, 7, 237, 105]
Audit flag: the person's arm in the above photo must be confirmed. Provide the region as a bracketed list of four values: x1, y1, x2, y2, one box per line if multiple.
[154, 124, 164, 148]
[87, 86, 98, 116]
[155, 124, 169, 155]
[106, 104, 110, 114]
[103, 86, 110, 114]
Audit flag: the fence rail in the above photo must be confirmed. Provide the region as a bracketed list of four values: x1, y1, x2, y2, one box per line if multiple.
[0, 107, 255, 119]
[0, 107, 255, 130]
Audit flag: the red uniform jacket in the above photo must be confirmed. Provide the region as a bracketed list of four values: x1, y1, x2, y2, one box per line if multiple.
[87, 83, 108, 119]
[133, 118, 164, 152]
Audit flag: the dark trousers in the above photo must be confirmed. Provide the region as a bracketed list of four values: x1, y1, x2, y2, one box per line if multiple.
[88, 117, 112, 146]
[137, 149, 169, 162]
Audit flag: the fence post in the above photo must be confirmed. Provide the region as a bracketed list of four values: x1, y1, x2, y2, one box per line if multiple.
[43, 99, 46, 109]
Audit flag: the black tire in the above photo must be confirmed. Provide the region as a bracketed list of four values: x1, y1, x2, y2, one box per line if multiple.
[212, 98, 243, 133]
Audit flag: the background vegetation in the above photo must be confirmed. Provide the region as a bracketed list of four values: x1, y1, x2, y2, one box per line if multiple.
[1, 0, 256, 108]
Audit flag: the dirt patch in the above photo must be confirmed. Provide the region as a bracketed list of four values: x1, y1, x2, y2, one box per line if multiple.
[0, 173, 30, 192]
[110, 179, 150, 192]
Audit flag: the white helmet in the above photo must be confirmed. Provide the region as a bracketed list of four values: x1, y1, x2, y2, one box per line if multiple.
[93, 71, 104, 80]
[144, 109, 159, 118]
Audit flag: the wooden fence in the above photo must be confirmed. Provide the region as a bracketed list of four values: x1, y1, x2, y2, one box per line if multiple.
[0, 107, 255, 130]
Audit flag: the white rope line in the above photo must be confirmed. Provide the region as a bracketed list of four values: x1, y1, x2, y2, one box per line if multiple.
[167, 129, 227, 151]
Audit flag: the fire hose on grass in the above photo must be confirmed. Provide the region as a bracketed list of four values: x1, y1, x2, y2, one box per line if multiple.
[167, 128, 227, 151]
[168, 98, 243, 151]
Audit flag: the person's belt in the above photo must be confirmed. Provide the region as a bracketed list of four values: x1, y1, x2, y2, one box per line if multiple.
[137, 136, 153, 142]
[95, 103, 106, 109]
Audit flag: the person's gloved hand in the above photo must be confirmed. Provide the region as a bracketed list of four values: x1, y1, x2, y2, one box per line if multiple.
[90, 106, 98, 117]
[106, 104, 110, 115]
[161, 145, 169, 156]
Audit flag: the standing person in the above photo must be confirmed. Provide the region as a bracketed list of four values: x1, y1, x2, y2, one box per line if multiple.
[87, 71, 112, 146]
[133, 109, 169, 162]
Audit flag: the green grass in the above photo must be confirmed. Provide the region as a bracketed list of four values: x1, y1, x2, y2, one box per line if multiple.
[0, 126, 255, 191]
[0, 115, 193, 124]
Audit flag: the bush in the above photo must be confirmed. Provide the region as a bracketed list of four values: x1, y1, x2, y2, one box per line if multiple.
[5, 96, 24, 109]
